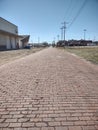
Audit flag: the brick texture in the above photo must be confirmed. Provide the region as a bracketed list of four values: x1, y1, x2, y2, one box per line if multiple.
[0, 47, 98, 129]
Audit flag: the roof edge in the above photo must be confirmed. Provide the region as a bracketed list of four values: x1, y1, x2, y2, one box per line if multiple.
[0, 17, 18, 28]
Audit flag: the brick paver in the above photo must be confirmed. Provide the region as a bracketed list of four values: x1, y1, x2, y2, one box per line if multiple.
[0, 47, 98, 130]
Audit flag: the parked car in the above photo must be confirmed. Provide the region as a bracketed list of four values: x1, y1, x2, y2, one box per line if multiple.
[24, 44, 32, 49]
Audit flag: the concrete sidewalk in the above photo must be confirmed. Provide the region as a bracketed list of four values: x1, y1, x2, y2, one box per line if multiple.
[0, 47, 98, 130]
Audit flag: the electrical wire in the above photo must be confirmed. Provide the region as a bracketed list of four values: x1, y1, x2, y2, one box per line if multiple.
[63, 0, 73, 20]
[64, 0, 79, 22]
[67, 0, 87, 29]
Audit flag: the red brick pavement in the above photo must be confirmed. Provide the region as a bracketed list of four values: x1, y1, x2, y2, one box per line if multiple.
[0, 47, 98, 130]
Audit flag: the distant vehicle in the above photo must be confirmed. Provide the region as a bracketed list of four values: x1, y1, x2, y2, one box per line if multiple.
[24, 44, 32, 49]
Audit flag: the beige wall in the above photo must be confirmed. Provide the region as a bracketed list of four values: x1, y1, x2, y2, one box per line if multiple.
[0, 17, 18, 35]
[0, 33, 18, 49]
[11, 37, 16, 49]
[6, 36, 11, 49]
[19, 39, 23, 48]
[0, 34, 6, 46]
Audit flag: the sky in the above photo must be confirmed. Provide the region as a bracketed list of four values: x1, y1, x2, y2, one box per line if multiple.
[0, 0, 98, 43]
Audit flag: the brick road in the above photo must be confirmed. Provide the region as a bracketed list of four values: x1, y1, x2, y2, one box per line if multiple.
[0, 47, 98, 130]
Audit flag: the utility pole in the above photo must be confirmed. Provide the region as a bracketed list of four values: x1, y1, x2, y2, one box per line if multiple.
[53, 37, 55, 43]
[60, 27, 63, 40]
[38, 37, 40, 44]
[63, 22, 66, 41]
[62, 21, 68, 41]
[57, 35, 59, 41]
[93, 36, 96, 42]
[84, 29, 87, 40]
[31, 40, 34, 48]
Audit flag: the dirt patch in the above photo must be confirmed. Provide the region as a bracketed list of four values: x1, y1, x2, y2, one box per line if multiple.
[0, 47, 44, 66]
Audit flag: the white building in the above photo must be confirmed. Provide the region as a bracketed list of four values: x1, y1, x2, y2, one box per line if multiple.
[0, 17, 30, 50]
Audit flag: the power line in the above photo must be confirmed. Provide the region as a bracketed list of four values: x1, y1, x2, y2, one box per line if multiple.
[63, 0, 81, 22]
[68, 0, 87, 29]
[59, 0, 87, 41]
[63, 0, 73, 20]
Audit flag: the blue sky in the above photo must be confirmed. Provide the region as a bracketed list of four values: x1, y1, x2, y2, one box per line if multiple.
[0, 0, 98, 43]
